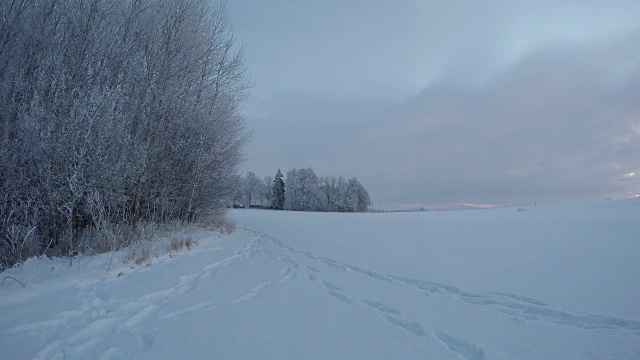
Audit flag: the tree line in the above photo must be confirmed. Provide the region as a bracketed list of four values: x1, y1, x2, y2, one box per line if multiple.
[0, 0, 249, 270]
[234, 168, 371, 213]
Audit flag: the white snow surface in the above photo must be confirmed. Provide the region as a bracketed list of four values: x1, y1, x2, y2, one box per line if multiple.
[1, 200, 639, 359]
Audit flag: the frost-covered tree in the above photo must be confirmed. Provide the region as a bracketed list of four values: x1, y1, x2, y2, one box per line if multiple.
[240, 169, 371, 214]
[271, 170, 285, 210]
[337, 178, 371, 212]
[334, 177, 349, 212]
[285, 168, 321, 211]
[319, 176, 339, 211]
[284, 169, 300, 210]
[352, 178, 371, 212]
[261, 176, 274, 207]
[0, 0, 250, 269]
[344, 179, 361, 212]
[231, 175, 247, 207]
[324, 176, 367, 212]
[244, 172, 262, 207]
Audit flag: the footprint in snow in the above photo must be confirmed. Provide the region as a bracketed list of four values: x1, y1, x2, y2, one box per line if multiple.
[361, 299, 402, 315]
[305, 265, 319, 273]
[321, 280, 341, 291]
[326, 290, 354, 304]
[435, 332, 486, 360]
[383, 315, 425, 337]
[230, 292, 258, 304]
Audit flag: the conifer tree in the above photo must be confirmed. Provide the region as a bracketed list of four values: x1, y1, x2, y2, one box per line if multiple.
[271, 170, 286, 210]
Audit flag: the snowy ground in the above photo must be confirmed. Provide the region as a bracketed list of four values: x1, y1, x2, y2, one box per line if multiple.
[1, 200, 639, 359]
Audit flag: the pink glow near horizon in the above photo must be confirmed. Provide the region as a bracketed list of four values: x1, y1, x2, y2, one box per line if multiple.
[449, 203, 501, 209]
[379, 203, 501, 211]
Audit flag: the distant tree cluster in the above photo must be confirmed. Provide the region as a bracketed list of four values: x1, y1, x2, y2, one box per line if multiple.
[0, 0, 249, 269]
[234, 168, 371, 212]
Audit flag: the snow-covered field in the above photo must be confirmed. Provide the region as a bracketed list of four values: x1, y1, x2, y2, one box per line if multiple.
[1, 200, 639, 359]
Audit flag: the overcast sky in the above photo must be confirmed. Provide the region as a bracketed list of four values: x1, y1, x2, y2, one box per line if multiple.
[228, 0, 640, 209]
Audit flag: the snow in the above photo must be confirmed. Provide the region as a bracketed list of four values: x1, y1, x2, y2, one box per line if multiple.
[1, 200, 639, 359]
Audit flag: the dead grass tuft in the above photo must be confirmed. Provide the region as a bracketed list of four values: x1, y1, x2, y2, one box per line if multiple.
[201, 212, 236, 234]
[168, 235, 198, 253]
[125, 240, 152, 265]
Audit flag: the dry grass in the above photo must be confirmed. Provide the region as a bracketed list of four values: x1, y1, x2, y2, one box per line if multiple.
[201, 212, 236, 234]
[1, 216, 219, 272]
[74, 221, 156, 257]
[3, 210, 230, 270]
[169, 236, 198, 253]
[125, 240, 152, 265]
[123, 225, 205, 267]
[169, 237, 184, 252]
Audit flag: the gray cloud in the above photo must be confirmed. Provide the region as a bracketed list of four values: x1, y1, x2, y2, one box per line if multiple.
[230, 1, 640, 208]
